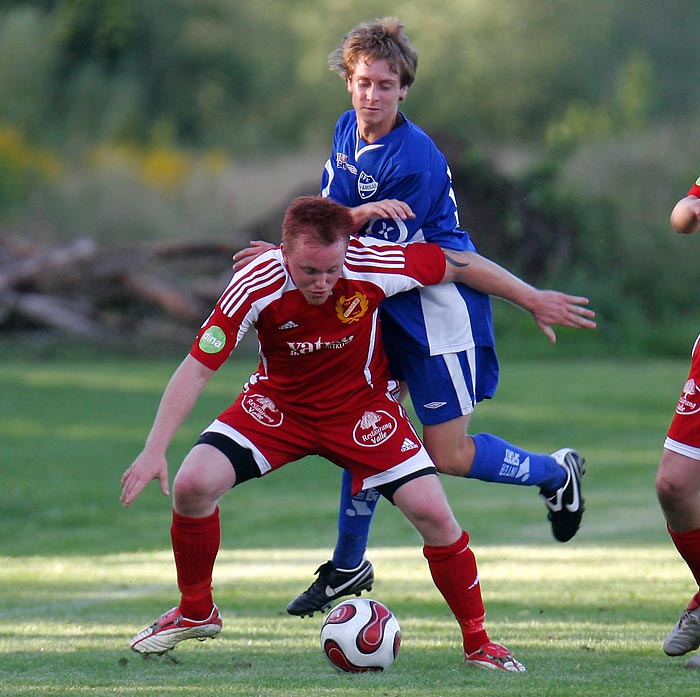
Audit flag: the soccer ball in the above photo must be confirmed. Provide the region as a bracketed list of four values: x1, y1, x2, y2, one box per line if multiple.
[320, 598, 401, 672]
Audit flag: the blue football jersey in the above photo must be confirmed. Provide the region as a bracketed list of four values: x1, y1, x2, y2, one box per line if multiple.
[321, 110, 495, 356]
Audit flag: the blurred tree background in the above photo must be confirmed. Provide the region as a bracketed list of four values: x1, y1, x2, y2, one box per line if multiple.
[1, 0, 698, 355]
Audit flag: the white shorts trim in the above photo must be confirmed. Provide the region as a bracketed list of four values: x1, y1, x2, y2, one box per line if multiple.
[203, 419, 273, 474]
[664, 436, 700, 462]
[444, 349, 477, 416]
[361, 448, 435, 491]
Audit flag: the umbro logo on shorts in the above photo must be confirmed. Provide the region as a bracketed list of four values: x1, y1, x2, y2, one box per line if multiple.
[423, 401, 447, 409]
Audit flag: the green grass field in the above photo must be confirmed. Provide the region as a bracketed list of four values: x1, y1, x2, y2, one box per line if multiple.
[2, 354, 700, 695]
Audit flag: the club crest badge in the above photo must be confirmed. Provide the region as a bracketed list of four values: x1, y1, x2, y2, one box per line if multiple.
[358, 171, 378, 199]
[336, 292, 369, 324]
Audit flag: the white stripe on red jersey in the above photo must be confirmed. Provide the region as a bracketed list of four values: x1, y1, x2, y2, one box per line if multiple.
[189, 238, 446, 419]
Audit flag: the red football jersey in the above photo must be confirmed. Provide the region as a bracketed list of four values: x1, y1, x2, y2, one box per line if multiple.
[666, 334, 700, 454]
[190, 238, 446, 419]
[689, 177, 700, 198]
[664, 176, 700, 456]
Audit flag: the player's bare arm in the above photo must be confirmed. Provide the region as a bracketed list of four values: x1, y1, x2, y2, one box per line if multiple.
[232, 239, 276, 271]
[120, 355, 215, 507]
[441, 249, 596, 343]
[670, 195, 700, 234]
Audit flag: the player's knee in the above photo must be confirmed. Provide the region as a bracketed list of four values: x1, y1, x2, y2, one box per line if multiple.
[432, 456, 465, 476]
[172, 471, 196, 502]
[655, 470, 683, 508]
[173, 467, 212, 504]
[409, 504, 460, 544]
[421, 516, 462, 546]
[424, 444, 470, 476]
[422, 419, 475, 476]
[656, 474, 678, 504]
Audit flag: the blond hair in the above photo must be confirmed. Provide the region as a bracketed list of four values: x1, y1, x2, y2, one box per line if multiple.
[328, 17, 418, 88]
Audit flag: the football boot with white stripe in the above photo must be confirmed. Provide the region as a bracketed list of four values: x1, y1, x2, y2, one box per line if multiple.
[465, 642, 526, 672]
[541, 448, 585, 542]
[663, 606, 700, 656]
[286, 556, 374, 617]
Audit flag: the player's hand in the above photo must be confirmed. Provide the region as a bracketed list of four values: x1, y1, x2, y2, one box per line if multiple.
[120, 451, 170, 508]
[232, 240, 275, 271]
[528, 290, 596, 343]
[351, 200, 415, 230]
[363, 199, 415, 220]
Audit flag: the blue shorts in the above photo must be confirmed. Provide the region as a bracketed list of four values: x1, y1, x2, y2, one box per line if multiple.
[385, 347, 499, 426]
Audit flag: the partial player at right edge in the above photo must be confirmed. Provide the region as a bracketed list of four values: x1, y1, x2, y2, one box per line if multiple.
[657, 176, 700, 669]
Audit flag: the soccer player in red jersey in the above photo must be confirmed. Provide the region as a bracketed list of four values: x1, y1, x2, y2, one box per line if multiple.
[657, 177, 700, 666]
[121, 196, 593, 672]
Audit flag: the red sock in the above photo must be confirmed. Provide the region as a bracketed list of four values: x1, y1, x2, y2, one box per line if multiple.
[668, 525, 700, 609]
[423, 530, 489, 654]
[171, 507, 220, 619]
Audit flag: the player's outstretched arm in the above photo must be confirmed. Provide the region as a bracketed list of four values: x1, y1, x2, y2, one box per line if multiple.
[521, 289, 596, 343]
[440, 249, 596, 343]
[120, 355, 215, 507]
[670, 195, 700, 235]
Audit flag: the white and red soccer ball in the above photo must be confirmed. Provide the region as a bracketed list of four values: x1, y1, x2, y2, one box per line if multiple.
[320, 598, 401, 672]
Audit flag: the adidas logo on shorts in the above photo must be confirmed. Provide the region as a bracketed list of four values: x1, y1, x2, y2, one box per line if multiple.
[401, 438, 419, 452]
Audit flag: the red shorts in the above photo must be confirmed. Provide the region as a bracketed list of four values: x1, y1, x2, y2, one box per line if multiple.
[665, 334, 700, 459]
[202, 387, 435, 494]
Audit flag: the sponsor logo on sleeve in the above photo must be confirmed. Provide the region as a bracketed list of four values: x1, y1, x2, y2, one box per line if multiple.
[676, 379, 700, 415]
[199, 326, 226, 353]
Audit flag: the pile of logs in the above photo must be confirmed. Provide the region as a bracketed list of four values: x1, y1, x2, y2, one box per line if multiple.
[0, 236, 239, 349]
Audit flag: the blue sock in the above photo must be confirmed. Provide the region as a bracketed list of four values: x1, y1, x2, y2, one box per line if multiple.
[468, 433, 566, 493]
[331, 469, 380, 569]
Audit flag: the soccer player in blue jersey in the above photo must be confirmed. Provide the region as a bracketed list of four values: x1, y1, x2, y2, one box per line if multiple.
[234, 17, 593, 617]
